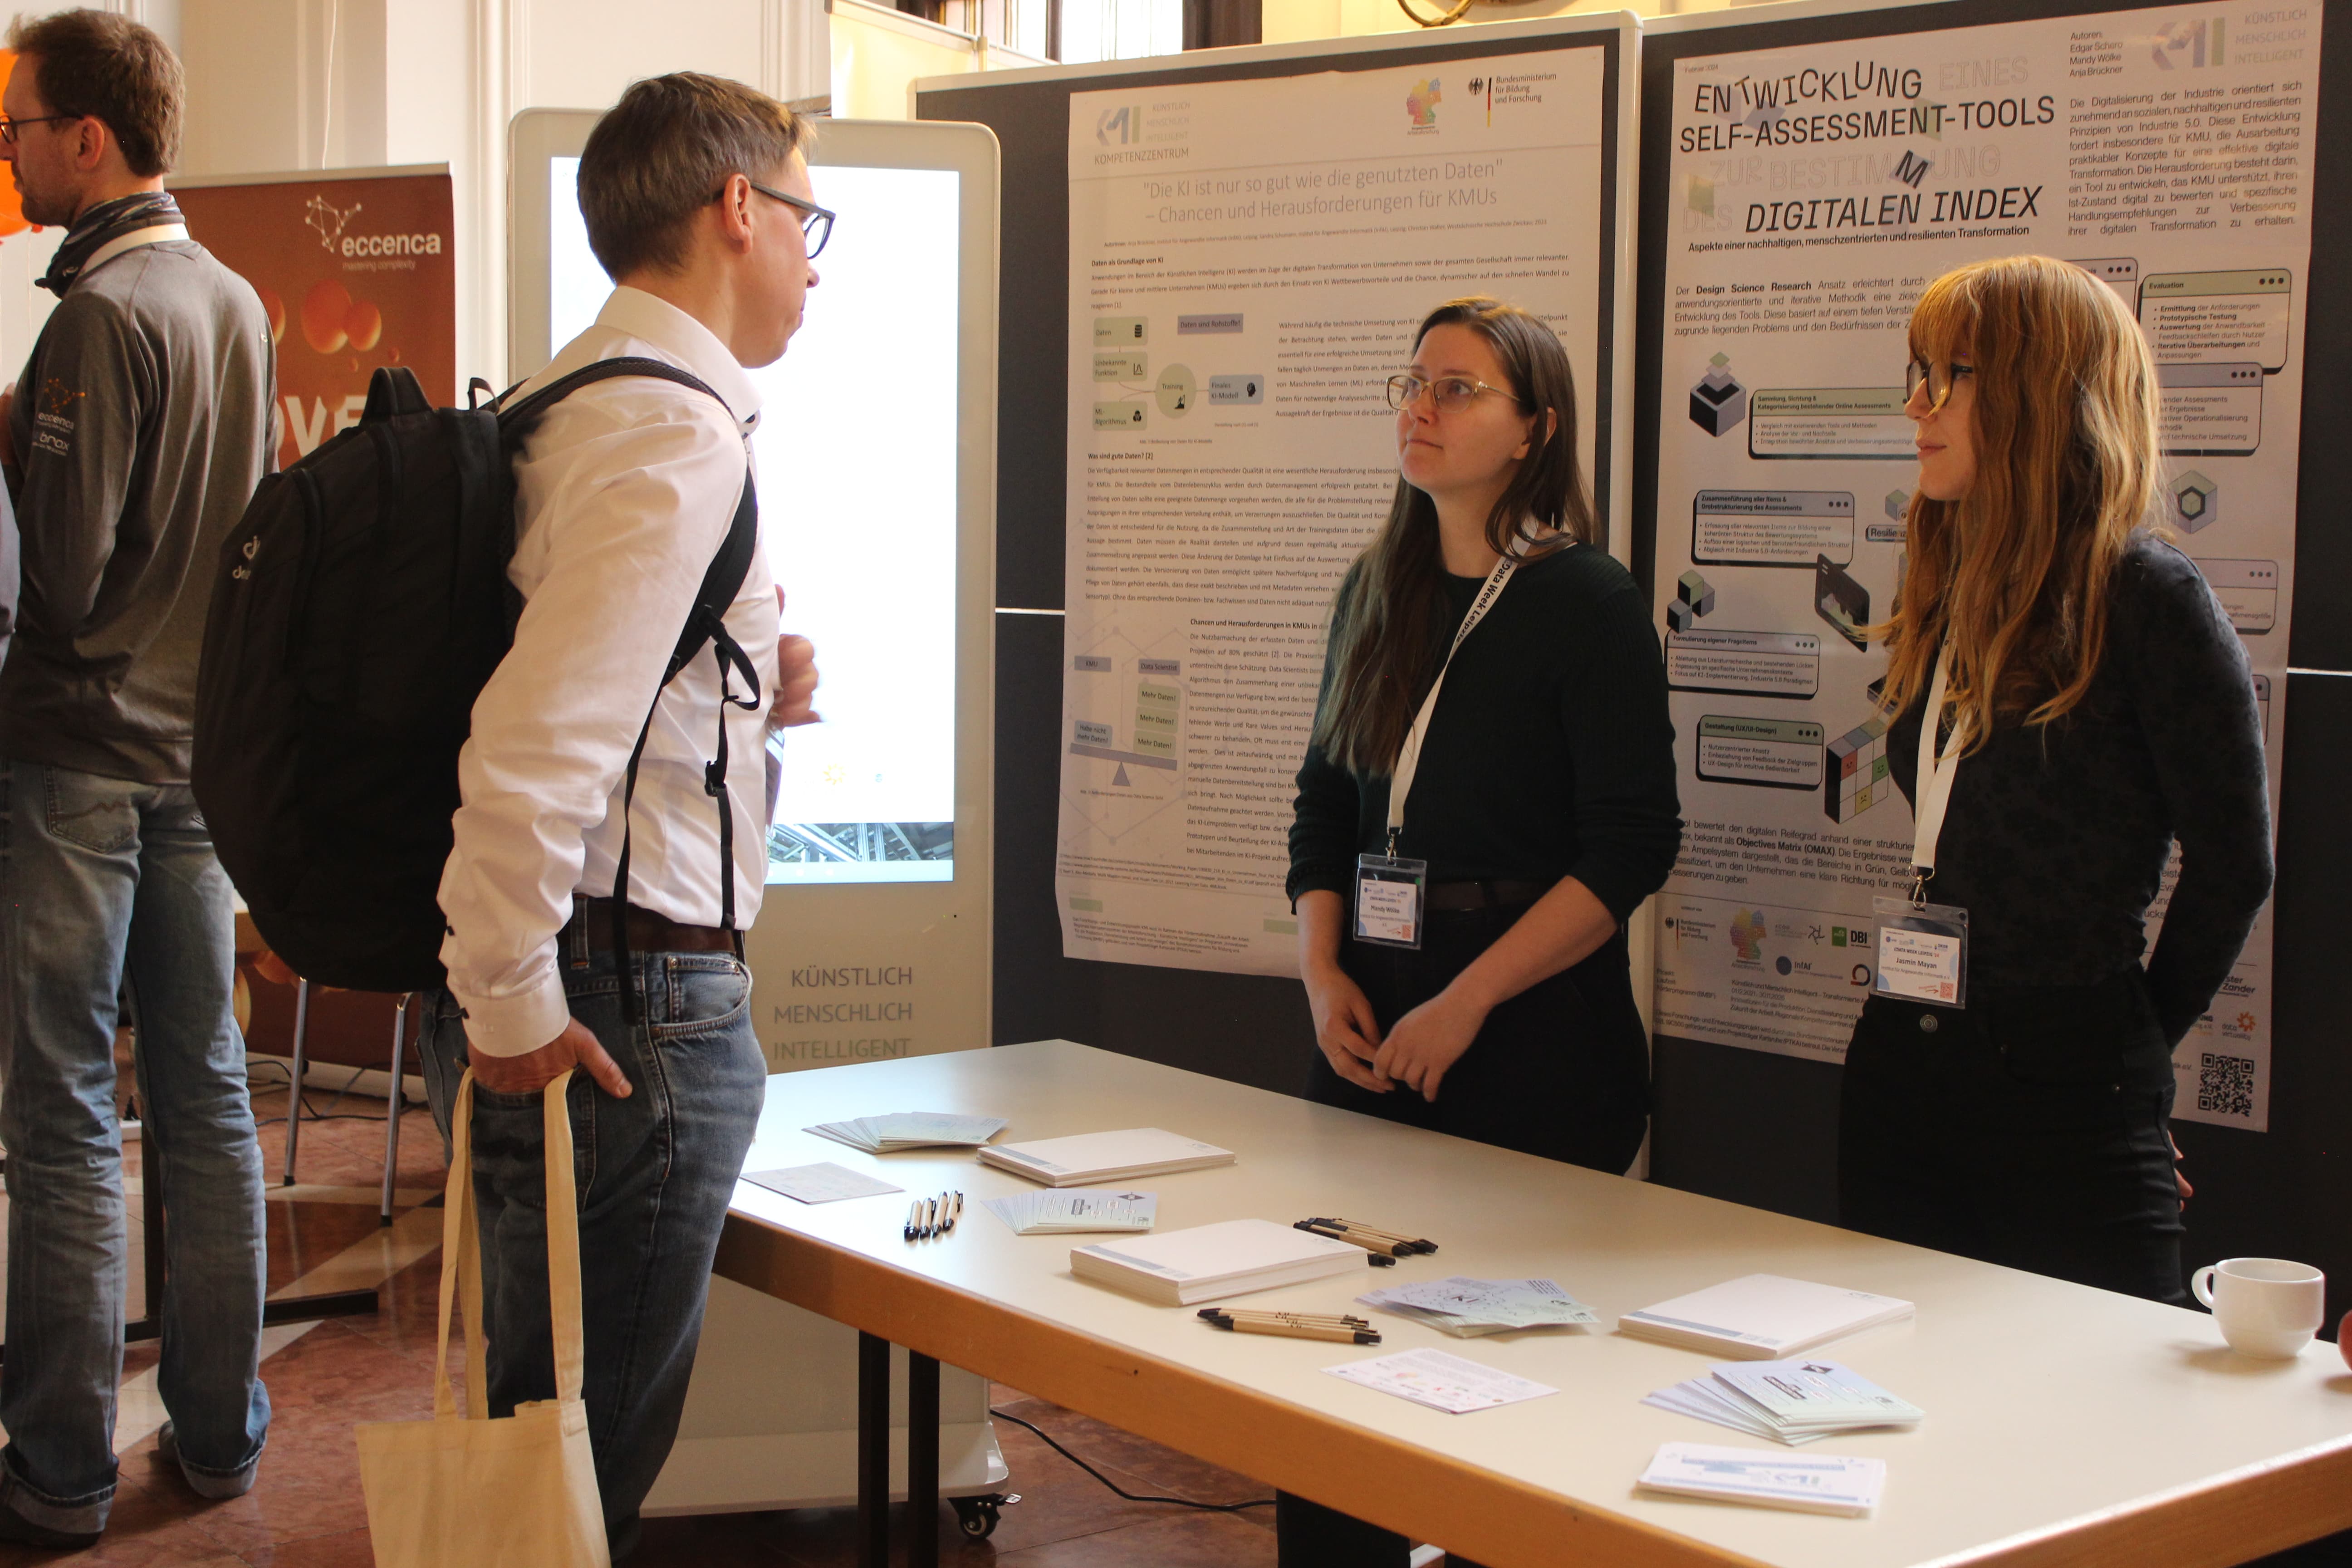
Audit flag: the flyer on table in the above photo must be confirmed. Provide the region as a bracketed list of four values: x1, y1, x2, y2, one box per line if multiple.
[1057, 45, 1617, 975]
[1650, 2, 2317, 1131]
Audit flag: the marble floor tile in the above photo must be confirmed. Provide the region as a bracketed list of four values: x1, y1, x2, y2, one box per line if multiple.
[995, 1507, 1280, 1567]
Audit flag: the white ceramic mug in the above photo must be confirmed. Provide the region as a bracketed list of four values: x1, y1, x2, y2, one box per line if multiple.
[2191, 1258, 2326, 1359]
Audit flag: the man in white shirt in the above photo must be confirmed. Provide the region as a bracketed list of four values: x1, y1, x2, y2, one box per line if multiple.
[417, 72, 821, 1558]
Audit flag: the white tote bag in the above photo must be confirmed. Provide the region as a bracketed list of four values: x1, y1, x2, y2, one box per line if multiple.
[357, 1070, 611, 1568]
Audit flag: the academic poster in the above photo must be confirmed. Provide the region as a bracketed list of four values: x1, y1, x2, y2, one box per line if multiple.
[1650, 2, 2319, 1130]
[1056, 40, 1623, 975]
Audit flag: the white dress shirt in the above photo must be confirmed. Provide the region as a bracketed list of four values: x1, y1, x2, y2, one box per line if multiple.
[438, 287, 779, 1056]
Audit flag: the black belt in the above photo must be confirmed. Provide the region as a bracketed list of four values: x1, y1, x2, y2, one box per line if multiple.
[570, 897, 740, 956]
[1423, 879, 1550, 912]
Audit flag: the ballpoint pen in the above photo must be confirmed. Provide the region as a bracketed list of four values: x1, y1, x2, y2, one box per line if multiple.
[904, 1200, 921, 1242]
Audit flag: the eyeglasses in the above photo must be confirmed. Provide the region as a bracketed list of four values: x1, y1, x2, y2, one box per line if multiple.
[1904, 358, 1975, 410]
[1384, 373, 1520, 413]
[0, 113, 80, 145]
[712, 176, 834, 259]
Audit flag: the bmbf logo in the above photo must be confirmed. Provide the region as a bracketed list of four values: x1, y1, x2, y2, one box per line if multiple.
[1096, 106, 1140, 145]
[1466, 77, 1485, 94]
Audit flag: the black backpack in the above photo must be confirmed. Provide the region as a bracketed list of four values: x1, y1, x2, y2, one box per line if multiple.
[194, 359, 761, 1011]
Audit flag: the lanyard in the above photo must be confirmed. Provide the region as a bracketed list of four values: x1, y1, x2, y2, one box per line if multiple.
[1385, 548, 1519, 855]
[1909, 645, 1966, 902]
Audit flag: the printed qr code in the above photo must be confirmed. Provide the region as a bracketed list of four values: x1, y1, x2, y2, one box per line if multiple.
[2199, 1053, 2256, 1118]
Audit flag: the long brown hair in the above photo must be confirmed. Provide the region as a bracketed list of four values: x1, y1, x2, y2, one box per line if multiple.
[1877, 255, 2161, 749]
[1311, 298, 1594, 775]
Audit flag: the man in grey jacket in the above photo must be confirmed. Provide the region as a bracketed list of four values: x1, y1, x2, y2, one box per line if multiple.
[0, 11, 275, 1547]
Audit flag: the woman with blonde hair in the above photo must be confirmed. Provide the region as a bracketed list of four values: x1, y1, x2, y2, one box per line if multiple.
[1839, 255, 2272, 1304]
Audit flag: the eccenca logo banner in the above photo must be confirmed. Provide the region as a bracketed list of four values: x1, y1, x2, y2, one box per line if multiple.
[172, 169, 455, 468]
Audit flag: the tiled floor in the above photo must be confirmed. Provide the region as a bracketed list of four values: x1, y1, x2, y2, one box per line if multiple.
[0, 1075, 1298, 1566]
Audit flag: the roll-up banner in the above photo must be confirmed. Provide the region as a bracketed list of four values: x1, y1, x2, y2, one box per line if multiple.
[1646, 2, 2319, 1132]
[172, 167, 456, 468]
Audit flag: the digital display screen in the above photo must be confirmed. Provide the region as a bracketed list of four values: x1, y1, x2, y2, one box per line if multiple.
[550, 159, 960, 884]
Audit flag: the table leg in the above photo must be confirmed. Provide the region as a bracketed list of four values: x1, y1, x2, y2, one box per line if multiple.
[909, 1350, 941, 1567]
[283, 978, 310, 1186]
[858, 1331, 890, 1568]
[380, 995, 409, 1226]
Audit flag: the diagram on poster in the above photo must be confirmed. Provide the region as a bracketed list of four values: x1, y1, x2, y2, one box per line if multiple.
[1057, 44, 1619, 975]
[1651, 2, 2317, 1129]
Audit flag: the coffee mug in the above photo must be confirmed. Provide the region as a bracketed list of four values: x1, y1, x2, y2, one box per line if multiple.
[2191, 1258, 2326, 1359]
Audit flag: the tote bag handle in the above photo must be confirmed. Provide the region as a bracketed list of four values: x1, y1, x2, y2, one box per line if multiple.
[432, 1069, 588, 1420]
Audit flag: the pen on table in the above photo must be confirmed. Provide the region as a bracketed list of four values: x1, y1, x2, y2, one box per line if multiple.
[922, 1197, 939, 1239]
[945, 1191, 963, 1233]
[1302, 1218, 1438, 1255]
[904, 1200, 921, 1242]
[1202, 1313, 1379, 1345]
[1294, 1221, 1406, 1262]
[1202, 1308, 1373, 1327]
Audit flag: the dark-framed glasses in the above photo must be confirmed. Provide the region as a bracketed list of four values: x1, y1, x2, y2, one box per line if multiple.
[714, 176, 834, 259]
[1384, 373, 1519, 413]
[0, 113, 80, 144]
[1905, 358, 1975, 409]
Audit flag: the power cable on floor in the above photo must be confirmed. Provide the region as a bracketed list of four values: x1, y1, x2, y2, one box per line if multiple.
[987, 1406, 1274, 1513]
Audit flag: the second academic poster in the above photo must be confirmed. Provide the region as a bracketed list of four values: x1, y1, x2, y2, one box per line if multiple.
[1054, 29, 1631, 976]
[1646, 0, 2320, 1132]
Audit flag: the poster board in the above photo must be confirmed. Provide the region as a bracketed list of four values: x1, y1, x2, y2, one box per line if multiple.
[1638, 0, 2319, 1134]
[922, 15, 1637, 997]
[170, 166, 456, 470]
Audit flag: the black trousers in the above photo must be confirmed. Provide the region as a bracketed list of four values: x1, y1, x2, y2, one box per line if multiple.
[1281, 909, 1651, 1568]
[1307, 908, 1651, 1176]
[1838, 965, 2189, 1306]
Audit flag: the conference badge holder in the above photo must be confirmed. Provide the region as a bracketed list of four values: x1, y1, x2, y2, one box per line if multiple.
[1872, 892, 1967, 1009]
[1356, 853, 1427, 950]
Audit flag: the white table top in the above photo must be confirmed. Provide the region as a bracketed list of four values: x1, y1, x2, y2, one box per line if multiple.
[719, 1040, 2352, 1568]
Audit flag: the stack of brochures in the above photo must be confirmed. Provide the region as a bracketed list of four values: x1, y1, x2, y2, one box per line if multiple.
[1071, 1218, 1362, 1305]
[982, 1190, 1157, 1235]
[805, 1112, 1008, 1153]
[1357, 1277, 1600, 1337]
[1644, 1359, 1923, 1446]
[1637, 1442, 1886, 1517]
[1617, 1274, 1914, 1360]
[979, 1128, 1235, 1188]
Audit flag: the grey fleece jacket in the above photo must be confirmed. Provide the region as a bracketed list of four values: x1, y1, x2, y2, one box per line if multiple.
[0, 236, 274, 784]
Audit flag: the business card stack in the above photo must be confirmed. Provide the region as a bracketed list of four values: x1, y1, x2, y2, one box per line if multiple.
[982, 1190, 1157, 1235]
[1637, 1442, 1886, 1517]
[1644, 1358, 1923, 1446]
[1357, 1277, 1600, 1337]
[1617, 1274, 1914, 1360]
[805, 1112, 1008, 1153]
[1071, 1218, 1362, 1305]
[980, 1128, 1235, 1187]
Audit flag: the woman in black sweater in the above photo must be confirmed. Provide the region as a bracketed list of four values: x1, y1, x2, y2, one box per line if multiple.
[1840, 255, 2274, 1305]
[1287, 297, 1681, 1177]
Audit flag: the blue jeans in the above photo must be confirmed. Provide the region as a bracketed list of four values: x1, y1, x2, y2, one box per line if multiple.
[0, 759, 270, 1534]
[419, 941, 766, 1548]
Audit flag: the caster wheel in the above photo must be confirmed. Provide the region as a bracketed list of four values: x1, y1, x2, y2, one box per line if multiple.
[952, 1493, 1015, 1539]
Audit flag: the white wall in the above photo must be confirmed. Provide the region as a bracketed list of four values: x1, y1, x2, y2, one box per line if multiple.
[0, 0, 1005, 386]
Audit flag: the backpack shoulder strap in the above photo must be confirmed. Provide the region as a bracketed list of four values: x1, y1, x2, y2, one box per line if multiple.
[493, 354, 734, 445]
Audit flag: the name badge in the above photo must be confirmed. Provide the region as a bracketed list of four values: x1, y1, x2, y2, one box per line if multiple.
[1355, 854, 1428, 949]
[1872, 895, 1968, 1009]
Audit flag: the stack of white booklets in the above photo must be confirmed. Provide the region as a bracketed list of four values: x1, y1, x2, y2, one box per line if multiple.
[805, 1112, 1007, 1153]
[983, 1190, 1156, 1235]
[979, 1128, 1235, 1188]
[1358, 1277, 1600, 1337]
[1071, 1218, 1361, 1305]
[1637, 1443, 1886, 1517]
[1645, 1359, 1923, 1446]
[1617, 1274, 1913, 1359]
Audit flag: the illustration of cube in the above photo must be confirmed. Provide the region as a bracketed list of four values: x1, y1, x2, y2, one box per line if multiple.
[1689, 354, 1747, 436]
[1666, 598, 1696, 634]
[1885, 488, 1910, 520]
[1676, 569, 1715, 618]
[2170, 470, 2219, 533]
[1825, 714, 1891, 824]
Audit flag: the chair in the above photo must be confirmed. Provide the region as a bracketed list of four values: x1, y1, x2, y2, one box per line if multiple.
[282, 981, 416, 1227]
